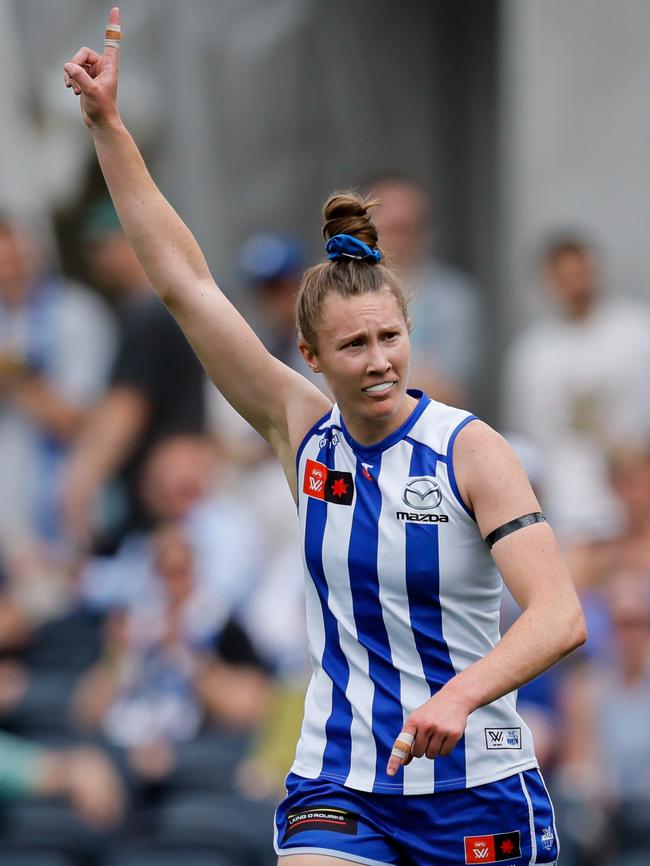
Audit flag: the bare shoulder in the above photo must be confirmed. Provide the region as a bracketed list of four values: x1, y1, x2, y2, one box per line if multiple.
[452, 419, 522, 490]
[452, 419, 540, 537]
[453, 418, 510, 465]
[284, 372, 333, 455]
[268, 369, 333, 497]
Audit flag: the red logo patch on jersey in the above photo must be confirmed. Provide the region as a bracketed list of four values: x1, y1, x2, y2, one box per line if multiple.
[303, 460, 354, 505]
[304, 459, 328, 499]
[464, 831, 521, 864]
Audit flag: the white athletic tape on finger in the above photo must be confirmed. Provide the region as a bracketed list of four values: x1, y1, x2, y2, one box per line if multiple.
[396, 731, 414, 746]
[105, 22, 122, 49]
[390, 731, 415, 761]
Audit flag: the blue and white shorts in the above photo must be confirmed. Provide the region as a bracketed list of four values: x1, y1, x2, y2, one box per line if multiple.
[275, 769, 558, 866]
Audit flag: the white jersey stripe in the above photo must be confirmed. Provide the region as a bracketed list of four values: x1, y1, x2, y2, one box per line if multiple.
[519, 772, 538, 864]
[376, 442, 435, 793]
[295, 565, 330, 777]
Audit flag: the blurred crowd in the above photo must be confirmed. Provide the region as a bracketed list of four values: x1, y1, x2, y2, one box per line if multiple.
[1, 174, 650, 866]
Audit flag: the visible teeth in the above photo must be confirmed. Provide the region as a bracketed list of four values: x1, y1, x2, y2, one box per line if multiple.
[364, 382, 394, 393]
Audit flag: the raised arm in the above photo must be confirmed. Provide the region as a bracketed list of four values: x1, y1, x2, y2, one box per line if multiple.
[63, 8, 329, 486]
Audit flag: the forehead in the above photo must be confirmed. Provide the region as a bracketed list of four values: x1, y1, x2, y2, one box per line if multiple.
[317, 290, 405, 337]
[547, 249, 594, 271]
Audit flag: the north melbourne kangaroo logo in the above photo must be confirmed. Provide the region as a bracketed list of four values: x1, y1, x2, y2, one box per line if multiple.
[541, 826, 554, 851]
[401, 476, 442, 510]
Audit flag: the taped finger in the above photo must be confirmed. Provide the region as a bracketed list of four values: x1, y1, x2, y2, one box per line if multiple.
[104, 21, 121, 50]
[390, 730, 414, 761]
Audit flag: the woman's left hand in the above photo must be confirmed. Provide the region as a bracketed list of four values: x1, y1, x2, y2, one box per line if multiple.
[386, 684, 471, 776]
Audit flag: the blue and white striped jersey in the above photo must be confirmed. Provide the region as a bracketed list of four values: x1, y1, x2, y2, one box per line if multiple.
[292, 390, 538, 794]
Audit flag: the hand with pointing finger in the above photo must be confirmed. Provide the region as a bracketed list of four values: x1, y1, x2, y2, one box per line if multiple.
[64, 6, 121, 129]
[386, 684, 471, 776]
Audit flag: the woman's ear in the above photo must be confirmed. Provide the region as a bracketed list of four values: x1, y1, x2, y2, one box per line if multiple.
[406, 316, 413, 335]
[299, 341, 321, 373]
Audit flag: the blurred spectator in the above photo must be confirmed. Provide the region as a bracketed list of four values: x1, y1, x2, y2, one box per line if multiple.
[78, 435, 260, 623]
[366, 173, 483, 407]
[503, 234, 650, 542]
[0, 731, 124, 830]
[73, 522, 270, 750]
[0, 215, 115, 554]
[238, 233, 305, 371]
[607, 446, 650, 572]
[63, 202, 207, 552]
[73, 517, 276, 865]
[565, 444, 650, 594]
[1, 432, 278, 865]
[237, 231, 323, 389]
[556, 572, 650, 866]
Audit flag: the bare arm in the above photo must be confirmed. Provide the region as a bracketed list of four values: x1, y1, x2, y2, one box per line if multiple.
[62, 386, 150, 544]
[195, 658, 272, 730]
[63, 8, 329, 484]
[8, 375, 84, 441]
[36, 747, 124, 828]
[446, 421, 586, 708]
[387, 421, 586, 775]
[0, 357, 83, 440]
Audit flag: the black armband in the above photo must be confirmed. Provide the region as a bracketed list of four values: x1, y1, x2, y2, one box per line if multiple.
[484, 512, 547, 550]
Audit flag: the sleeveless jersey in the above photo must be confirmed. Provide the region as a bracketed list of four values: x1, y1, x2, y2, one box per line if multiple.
[292, 390, 538, 794]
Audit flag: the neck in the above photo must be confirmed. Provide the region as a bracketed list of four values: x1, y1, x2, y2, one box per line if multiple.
[343, 392, 419, 446]
[564, 296, 596, 321]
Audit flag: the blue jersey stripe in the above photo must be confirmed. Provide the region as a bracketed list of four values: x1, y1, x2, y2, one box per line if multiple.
[346, 454, 404, 793]
[405, 442, 467, 788]
[303, 442, 353, 779]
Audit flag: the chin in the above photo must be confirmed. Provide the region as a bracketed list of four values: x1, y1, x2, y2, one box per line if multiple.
[363, 391, 404, 419]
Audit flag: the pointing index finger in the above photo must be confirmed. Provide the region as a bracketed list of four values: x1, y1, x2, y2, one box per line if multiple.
[104, 6, 121, 56]
[386, 729, 415, 777]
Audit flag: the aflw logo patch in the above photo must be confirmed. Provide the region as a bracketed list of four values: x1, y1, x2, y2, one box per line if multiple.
[303, 459, 354, 505]
[464, 831, 521, 863]
[484, 727, 521, 750]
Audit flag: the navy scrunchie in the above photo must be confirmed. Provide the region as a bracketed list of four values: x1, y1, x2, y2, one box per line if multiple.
[326, 233, 382, 263]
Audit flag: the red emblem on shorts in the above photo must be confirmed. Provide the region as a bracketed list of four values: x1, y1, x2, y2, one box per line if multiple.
[464, 831, 521, 863]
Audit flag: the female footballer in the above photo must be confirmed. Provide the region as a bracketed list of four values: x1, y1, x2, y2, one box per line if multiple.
[64, 9, 585, 864]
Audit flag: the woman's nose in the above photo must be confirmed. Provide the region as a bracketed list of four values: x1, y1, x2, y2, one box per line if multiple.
[366, 342, 391, 373]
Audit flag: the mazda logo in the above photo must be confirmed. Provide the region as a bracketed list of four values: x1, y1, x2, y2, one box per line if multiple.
[402, 477, 442, 510]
